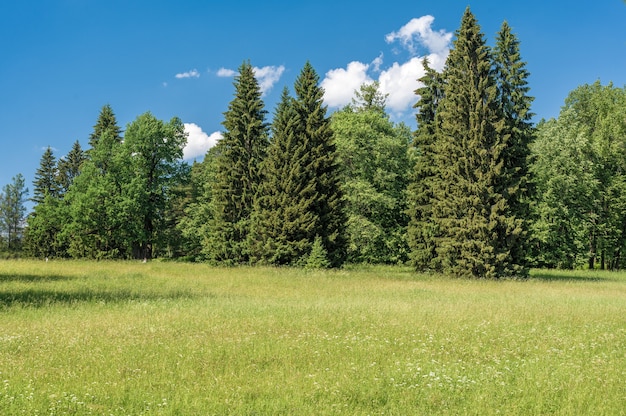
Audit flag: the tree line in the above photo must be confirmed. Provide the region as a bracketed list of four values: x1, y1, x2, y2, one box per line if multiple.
[2, 7, 625, 276]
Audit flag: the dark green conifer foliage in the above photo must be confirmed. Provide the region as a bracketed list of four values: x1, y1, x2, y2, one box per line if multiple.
[249, 88, 316, 265]
[431, 8, 520, 278]
[57, 140, 86, 195]
[207, 61, 269, 264]
[493, 21, 535, 275]
[88, 104, 122, 150]
[32, 147, 59, 204]
[407, 58, 445, 270]
[27, 147, 63, 257]
[293, 62, 347, 267]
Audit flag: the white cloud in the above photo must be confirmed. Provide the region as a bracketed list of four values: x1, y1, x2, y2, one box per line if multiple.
[371, 53, 384, 73]
[321, 61, 373, 108]
[253, 65, 285, 95]
[217, 68, 236, 77]
[183, 123, 221, 160]
[175, 69, 200, 79]
[378, 57, 425, 114]
[321, 15, 452, 116]
[385, 15, 452, 56]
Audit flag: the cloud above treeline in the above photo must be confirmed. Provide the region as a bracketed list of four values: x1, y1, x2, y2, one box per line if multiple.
[321, 15, 452, 117]
[178, 15, 452, 160]
[183, 123, 222, 161]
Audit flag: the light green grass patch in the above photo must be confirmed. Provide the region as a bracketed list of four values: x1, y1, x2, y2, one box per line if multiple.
[0, 260, 624, 414]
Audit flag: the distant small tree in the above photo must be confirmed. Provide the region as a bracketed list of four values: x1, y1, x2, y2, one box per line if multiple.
[32, 147, 59, 204]
[305, 236, 331, 269]
[0, 174, 29, 251]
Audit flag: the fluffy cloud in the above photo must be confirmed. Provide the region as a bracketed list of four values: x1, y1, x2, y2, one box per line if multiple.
[385, 15, 452, 55]
[216, 68, 236, 77]
[183, 123, 221, 160]
[378, 57, 425, 113]
[321, 15, 452, 116]
[175, 69, 200, 79]
[254, 65, 285, 95]
[321, 61, 373, 108]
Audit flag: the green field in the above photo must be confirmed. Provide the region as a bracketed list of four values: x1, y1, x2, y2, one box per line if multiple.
[0, 261, 624, 415]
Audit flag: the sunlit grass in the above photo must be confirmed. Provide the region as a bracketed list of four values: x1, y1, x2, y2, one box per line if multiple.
[0, 260, 624, 414]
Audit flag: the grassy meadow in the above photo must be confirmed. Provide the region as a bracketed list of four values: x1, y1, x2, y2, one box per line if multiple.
[0, 260, 624, 415]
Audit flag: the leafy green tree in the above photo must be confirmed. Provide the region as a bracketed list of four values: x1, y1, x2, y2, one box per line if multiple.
[333, 83, 411, 264]
[428, 8, 522, 278]
[293, 62, 347, 267]
[123, 112, 188, 260]
[0, 174, 29, 251]
[61, 107, 131, 259]
[206, 61, 269, 264]
[248, 87, 317, 265]
[350, 81, 388, 114]
[407, 58, 445, 270]
[62, 129, 136, 259]
[32, 147, 60, 204]
[177, 151, 218, 261]
[530, 82, 626, 269]
[529, 116, 593, 268]
[24, 194, 66, 258]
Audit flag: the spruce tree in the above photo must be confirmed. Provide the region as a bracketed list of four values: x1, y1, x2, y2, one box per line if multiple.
[493, 21, 534, 276]
[430, 8, 520, 278]
[293, 62, 347, 267]
[407, 58, 444, 270]
[32, 147, 59, 204]
[27, 147, 63, 257]
[206, 61, 269, 264]
[57, 140, 86, 195]
[249, 88, 316, 265]
[88, 104, 122, 150]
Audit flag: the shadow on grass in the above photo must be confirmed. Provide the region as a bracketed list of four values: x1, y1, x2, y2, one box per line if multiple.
[0, 288, 200, 309]
[530, 270, 613, 282]
[0, 273, 77, 283]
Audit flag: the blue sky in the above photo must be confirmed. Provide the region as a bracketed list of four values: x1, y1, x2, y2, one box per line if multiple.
[1, 0, 625, 202]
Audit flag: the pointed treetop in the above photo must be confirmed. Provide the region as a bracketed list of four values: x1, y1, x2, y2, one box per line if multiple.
[89, 104, 122, 149]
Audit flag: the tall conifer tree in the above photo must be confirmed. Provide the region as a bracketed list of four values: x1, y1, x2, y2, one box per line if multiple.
[57, 140, 86, 195]
[32, 147, 59, 204]
[493, 21, 534, 275]
[249, 88, 316, 265]
[206, 61, 269, 264]
[407, 58, 445, 270]
[293, 62, 347, 267]
[430, 8, 521, 278]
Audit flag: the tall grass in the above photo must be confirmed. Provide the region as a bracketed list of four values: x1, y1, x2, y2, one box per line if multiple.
[0, 260, 624, 414]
